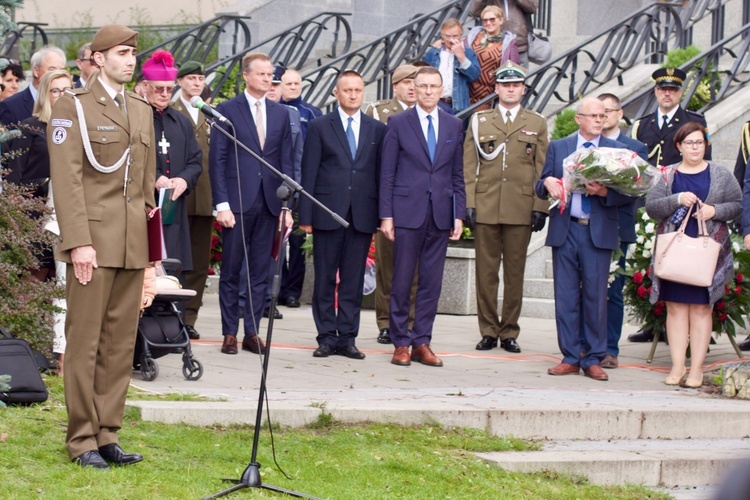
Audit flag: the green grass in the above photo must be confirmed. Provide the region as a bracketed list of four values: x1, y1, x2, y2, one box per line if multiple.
[0, 376, 669, 499]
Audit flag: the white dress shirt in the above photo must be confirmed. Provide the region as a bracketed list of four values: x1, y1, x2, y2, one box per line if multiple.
[338, 106, 361, 149]
[180, 93, 200, 124]
[569, 134, 601, 219]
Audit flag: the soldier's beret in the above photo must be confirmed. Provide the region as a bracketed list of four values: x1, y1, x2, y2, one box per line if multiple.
[495, 61, 526, 83]
[392, 65, 417, 84]
[90, 24, 138, 53]
[652, 67, 686, 89]
[176, 61, 204, 79]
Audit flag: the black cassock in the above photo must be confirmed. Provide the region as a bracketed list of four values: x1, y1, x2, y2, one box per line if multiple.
[153, 106, 203, 271]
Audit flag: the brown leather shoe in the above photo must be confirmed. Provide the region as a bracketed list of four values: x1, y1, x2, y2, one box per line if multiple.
[601, 354, 619, 369]
[411, 344, 443, 367]
[221, 334, 238, 355]
[391, 346, 411, 366]
[242, 334, 266, 355]
[548, 362, 580, 376]
[584, 364, 609, 381]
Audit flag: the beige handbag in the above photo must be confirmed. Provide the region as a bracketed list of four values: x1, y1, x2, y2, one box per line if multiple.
[654, 202, 720, 287]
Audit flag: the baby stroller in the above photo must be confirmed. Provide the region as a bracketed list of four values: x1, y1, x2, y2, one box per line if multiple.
[133, 259, 203, 381]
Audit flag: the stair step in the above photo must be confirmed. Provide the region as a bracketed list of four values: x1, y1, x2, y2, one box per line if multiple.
[521, 278, 554, 299]
[502, 297, 556, 319]
[477, 439, 750, 487]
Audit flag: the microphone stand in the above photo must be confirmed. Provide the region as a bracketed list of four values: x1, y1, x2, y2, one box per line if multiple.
[204, 117, 346, 500]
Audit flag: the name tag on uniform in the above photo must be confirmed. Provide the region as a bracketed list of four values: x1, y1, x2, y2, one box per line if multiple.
[97, 125, 118, 131]
[51, 119, 72, 127]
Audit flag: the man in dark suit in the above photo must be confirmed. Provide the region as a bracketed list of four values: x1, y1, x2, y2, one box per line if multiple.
[209, 52, 294, 356]
[75, 43, 96, 89]
[0, 45, 66, 126]
[380, 66, 466, 367]
[299, 70, 386, 359]
[629, 67, 711, 344]
[535, 97, 632, 381]
[592, 93, 649, 369]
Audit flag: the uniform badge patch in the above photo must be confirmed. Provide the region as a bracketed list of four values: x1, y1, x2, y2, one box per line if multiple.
[50, 118, 72, 127]
[97, 125, 117, 131]
[52, 127, 67, 144]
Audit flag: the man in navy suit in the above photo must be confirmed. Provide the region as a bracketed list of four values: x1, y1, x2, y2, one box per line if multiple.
[0, 45, 66, 126]
[380, 66, 466, 367]
[74, 43, 96, 89]
[593, 93, 649, 369]
[535, 97, 632, 381]
[209, 52, 294, 355]
[299, 70, 386, 360]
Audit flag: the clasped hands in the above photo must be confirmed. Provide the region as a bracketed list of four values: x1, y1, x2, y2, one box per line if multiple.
[678, 191, 715, 220]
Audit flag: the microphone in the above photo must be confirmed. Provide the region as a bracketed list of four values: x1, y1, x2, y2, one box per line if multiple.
[190, 96, 233, 126]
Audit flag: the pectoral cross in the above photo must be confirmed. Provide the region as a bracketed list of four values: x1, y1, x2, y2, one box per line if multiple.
[158, 132, 170, 155]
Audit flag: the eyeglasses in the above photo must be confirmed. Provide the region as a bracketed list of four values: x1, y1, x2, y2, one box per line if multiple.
[681, 140, 705, 148]
[145, 82, 175, 94]
[482, 17, 501, 23]
[50, 87, 72, 96]
[415, 83, 443, 90]
[604, 108, 621, 114]
[577, 113, 607, 120]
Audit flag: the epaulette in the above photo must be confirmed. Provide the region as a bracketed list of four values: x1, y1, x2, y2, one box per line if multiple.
[685, 109, 706, 120]
[632, 113, 651, 122]
[372, 99, 391, 107]
[126, 90, 148, 103]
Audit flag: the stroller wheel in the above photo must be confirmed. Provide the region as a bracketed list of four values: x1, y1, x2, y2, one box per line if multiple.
[182, 358, 203, 381]
[141, 357, 159, 381]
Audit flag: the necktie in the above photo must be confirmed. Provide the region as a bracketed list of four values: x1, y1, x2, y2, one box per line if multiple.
[255, 101, 265, 149]
[662, 115, 669, 129]
[582, 141, 594, 214]
[427, 115, 436, 163]
[114, 93, 127, 118]
[505, 110, 512, 125]
[345, 116, 357, 160]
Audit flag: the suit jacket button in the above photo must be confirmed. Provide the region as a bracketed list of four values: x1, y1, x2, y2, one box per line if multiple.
[127, 197, 131, 203]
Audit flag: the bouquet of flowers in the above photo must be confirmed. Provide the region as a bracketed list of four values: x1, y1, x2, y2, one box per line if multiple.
[552, 147, 661, 211]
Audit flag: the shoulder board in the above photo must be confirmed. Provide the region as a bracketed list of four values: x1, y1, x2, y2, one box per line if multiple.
[373, 99, 392, 106]
[531, 110, 545, 118]
[633, 113, 652, 122]
[685, 109, 706, 119]
[475, 109, 493, 115]
[126, 90, 147, 103]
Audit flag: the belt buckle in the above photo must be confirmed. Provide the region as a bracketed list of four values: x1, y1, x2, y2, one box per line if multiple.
[578, 218, 589, 226]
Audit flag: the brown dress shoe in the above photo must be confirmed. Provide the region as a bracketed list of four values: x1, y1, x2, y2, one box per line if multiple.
[584, 364, 609, 381]
[601, 354, 619, 369]
[548, 362, 580, 376]
[221, 334, 238, 354]
[242, 334, 266, 355]
[411, 344, 443, 367]
[391, 346, 411, 366]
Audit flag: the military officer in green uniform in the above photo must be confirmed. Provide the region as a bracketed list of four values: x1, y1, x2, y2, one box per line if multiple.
[365, 64, 419, 344]
[464, 61, 549, 353]
[629, 67, 711, 344]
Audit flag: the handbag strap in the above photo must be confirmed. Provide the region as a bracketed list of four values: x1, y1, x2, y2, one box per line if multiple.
[695, 200, 710, 237]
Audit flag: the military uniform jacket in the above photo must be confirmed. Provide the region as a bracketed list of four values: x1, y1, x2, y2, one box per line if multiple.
[463, 107, 549, 225]
[173, 98, 213, 216]
[48, 78, 156, 269]
[365, 97, 407, 124]
[632, 106, 710, 167]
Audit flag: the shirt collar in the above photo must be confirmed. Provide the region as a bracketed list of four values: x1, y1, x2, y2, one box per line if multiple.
[497, 104, 521, 119]
[244, 90, 265, 108]
[29, 83, 39, 102]
[98, 76, 125, 102]
[338, 106, 360, 123]
[416, 105, 438, 122]
[576, 133, 600, 149]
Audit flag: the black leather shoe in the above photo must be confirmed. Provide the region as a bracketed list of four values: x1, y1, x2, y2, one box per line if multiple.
[263, 307, 283, 319]
[628, 326, 654, 343]
[377, 328, 392, 344]
[500, 338, 521, 353]
[98, 443, 143, 466]
[72, 450, 110, 469]
[336, 345, 366, 360]
[285, 297, 300, 308]
[313, 344, 335, 357]
[475, 336, 498, 350]
[739, 335, 750, 351]
[185, 325, 200, 340]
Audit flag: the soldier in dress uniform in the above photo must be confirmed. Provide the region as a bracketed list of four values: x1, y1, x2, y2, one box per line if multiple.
[172, 61, 212, 340]
[364, 64, 419, 345]
[629, 67, 711, 343]
[49, 24, 156, 469]
[464, 61, 549, 353]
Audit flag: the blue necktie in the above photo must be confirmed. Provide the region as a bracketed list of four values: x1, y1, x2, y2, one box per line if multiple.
[427, 115, 436, 163]
[345, 116, 357, 160]
[582, 141, 594, 214]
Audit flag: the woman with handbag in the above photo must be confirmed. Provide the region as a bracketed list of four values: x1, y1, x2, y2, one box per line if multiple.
[645, 122, 741, 388]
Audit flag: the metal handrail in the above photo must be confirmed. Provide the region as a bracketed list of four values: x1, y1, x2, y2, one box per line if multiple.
[456, 0, 731, 120]
[207, 12, 352, 100]
[136, 15, 251, 69]
[0, 22, 48, 64]
[299, 0, 472, 110]
[622, 21, 750, 126]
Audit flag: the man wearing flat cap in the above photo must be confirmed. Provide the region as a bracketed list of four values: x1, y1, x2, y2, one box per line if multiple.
[142, 51, 202, 298]
[629, 66, 711, 343]
[171, 60, 211, 339]
[464, 61, 549, 354]
[49, 23, 156, 469]
[365, 64, 419, 345]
